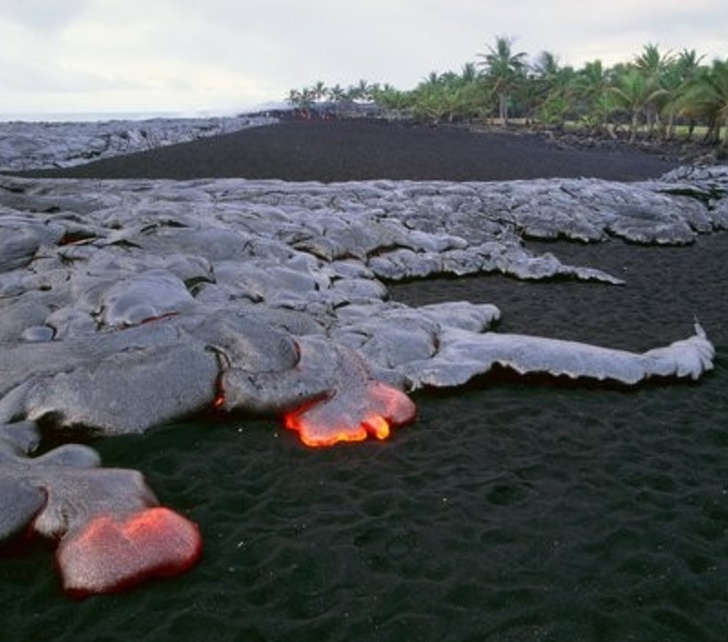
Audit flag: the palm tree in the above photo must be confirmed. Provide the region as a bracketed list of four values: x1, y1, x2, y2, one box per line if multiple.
[409, 66, 490, 123]
[311, 80, 327, 103]
[634, 44, 675, 76]
[327, 83, 347, 116]
[372, 84, 413, 119]
[411, 72, 450, 123]
[609, 66, 665, 143]
[675, 48, 705, 77]
[327, 84, 346, 101]
[530, 51, 577, 126]
[457, 63, 490, 121]
[286, 88, 301, 108]
[659, 50, 704, 140]
[476, 36, 528, 124]
[575, 60, 616, 135]
[633, 44, 674, 136]
[682, 59, 728, 146]
[286, 87, 317, 118]
[532, 50, 560, 77]
[576, 60, 612, 102]
[423, 71, 442, 87]
[460, 62, 478, 85]
[348, 79, 376, 103]
[530, 50, 560, 108]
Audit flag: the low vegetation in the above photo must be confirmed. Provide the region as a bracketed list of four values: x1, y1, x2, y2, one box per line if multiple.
[287, 38, 728, 149]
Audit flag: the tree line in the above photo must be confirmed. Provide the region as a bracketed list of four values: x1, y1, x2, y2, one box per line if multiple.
[287, 37, 728, 147]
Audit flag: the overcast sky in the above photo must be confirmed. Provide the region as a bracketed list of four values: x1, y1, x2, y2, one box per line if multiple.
[1, 0, 726, 118]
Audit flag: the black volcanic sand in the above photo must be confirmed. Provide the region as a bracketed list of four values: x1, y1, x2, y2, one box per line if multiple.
[19, 118, 679, 182]
[3, 121, 728, 642]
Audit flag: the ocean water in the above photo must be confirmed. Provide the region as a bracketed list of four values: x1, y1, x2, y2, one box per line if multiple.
[1, 236, 727, 641]
[0, 103, 288, 123]
[0, 112, 194, 123]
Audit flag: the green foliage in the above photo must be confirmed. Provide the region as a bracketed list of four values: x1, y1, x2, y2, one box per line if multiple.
[538, 94, 570, 126]
[286, 38, 727, 145]
[681, 59, 728, 144]
[476, 36, 528, 123]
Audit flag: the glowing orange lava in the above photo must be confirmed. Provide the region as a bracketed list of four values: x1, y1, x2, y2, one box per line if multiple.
[57, 507, 202, 598]
[283, 381, 416, 447]
[362, 413, 391, 440]
[212, 369, 227, 409]
[212, 391, 225, 409]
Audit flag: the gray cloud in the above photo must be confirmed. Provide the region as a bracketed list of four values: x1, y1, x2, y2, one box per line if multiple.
[0, 0, 725, 116]
[2, 0, 90, 32]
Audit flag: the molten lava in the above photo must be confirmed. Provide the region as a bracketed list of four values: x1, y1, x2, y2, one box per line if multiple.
[212, 390, 226, 410]
[56, 507, 202, 598]
[283, 381, 416, 447]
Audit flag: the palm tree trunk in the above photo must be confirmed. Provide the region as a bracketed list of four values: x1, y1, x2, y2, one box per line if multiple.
[686, 120, 696, 141]
[629, 112, 639, 143]
[646, 108, 654, 138]
[664, 109, 675, 141]
[703, 119, 719, 144]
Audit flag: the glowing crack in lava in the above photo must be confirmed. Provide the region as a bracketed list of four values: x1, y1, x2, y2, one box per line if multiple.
[283, 381, 417, 447]
[56, 507, 203, 599]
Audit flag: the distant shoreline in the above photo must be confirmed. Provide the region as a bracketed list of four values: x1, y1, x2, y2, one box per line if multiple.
[14, 116, 683, 183]
[2, 106, 722, 176]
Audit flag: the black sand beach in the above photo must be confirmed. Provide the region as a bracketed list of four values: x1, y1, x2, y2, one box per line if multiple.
[3, 120, 727, 641]
[19, 117, 679, 183]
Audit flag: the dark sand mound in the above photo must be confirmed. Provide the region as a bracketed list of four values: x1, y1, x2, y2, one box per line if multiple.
[3, 120, 727, 642]
[19, 118, 678, 182]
